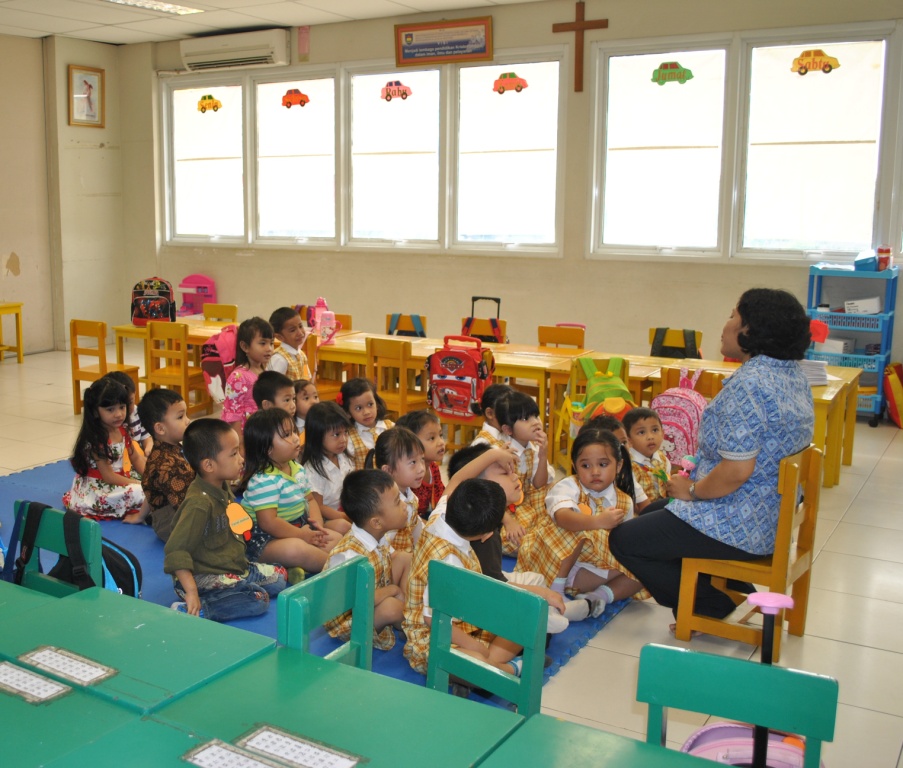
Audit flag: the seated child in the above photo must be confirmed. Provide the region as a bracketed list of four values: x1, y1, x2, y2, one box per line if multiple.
[403, 479, 561, 677]
[268, 306, 311, 381]
[395, 410, 445, 519]
[470, 383, 515, 445]
[516, 428, 647, 612]
[579, 414, 647, 511]
[237, 408, 340, 575]
[136, 388, 194, 542]
[473, 391, 551, 554]
[222, 317, 275, 446]
[339, 378, 394, 470]
[293, 379, 319, 442]
[323, 469, 412, 650]
[301, 401, 354, 534]
[64, 377, 149, 522]
[622, 407, 671, 508]
[104, 371, 153, 454]
[366, 427, 425, 554]
[164, 419, 287, 621]
[252, 370, 297, 417]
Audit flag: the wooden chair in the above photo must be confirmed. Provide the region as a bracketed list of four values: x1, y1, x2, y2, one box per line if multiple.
[460, 317, 508, 344]
[658, 366, 725, 399]
[277, 557, 375, 671]
[426, 560, 546, 716]
[202, 303, 238, 323]
[11, 500, 104, 597]
[70, 319, 140, 414]
[648, 327, 702, 359]
[674, 445, 823, 662]
[538, 323, 585, 348]
[146, 321, 211, 416]
[366, 336, 429, 418]
[334, 313, 353, 332]
[437, 413, 480, 457]
[637, 643, 837, 768]
[385, 313, 427, 337]
[305, 332, 343, 401]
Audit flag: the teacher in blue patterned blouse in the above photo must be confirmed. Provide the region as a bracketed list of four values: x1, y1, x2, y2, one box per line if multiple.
[609, 288, 814, 628]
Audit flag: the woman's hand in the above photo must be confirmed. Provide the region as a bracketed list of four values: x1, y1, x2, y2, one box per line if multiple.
[666, 474, 693, 501]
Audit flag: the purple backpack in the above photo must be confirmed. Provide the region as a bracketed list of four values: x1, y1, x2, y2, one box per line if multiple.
[650, 368, 707, 465]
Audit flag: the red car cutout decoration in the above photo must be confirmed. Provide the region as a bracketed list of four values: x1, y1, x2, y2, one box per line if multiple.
[282, 88, 310, 108]
[381, 81, 412, 102]
[493, 72, 528, 94]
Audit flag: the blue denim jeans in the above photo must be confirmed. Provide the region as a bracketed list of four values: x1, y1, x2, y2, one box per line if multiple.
[175, 563, 287, 622]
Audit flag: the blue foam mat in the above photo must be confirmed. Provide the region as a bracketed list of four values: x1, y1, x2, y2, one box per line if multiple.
[0, 460, 628, 707]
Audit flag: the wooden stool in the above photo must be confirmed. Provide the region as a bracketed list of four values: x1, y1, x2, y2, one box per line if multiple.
[0, 302, 24, 363]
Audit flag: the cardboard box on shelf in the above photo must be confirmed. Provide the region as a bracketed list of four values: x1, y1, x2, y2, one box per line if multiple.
[815, 336, 854, 354]
[844, 297, 881, 314]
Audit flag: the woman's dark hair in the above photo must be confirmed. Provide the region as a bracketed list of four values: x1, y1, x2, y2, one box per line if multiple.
[365, 427, 424, 473]
[571, 428, 637, 503]
[70, 378, 131, 476]
[736, 288, 811, 360]
[235, 317, 274, 367]
[494, 390, 539, 429]
[470, 383, 514, 417]
[301, 401, 352, 478]
[339, 377, 388, 421]
[236, 408, 295, 494]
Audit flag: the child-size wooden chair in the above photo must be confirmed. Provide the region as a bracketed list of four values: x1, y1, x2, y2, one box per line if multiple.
[366, 336, 429, 418]
[277, 557, 375, 671]
[537, 323, 586, 348]
[305, 333, 343, 401]
[146, 321, 211, 416]
[426, 560, 546, 716]
[202, 303, 238, 324]
[658, 366, 725, 400]
[637, 643, 837, 768]
[649, 327, 702, 359]
[70, 319, 140, 414]
[674, 445, 823, 662]
[385, 313, 428, 337]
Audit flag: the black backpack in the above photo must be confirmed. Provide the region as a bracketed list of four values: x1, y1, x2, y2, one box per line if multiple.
[650, 327, 702, 359]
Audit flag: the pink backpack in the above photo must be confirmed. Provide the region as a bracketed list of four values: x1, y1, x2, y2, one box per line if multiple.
[650, 368, 708, 465]
[682, 722, 824, 767]
[201, 324, 237, 402]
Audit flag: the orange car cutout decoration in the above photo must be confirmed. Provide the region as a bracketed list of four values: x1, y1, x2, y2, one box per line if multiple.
[493, 72, 528, 94]
[651, 62, 694, 85]
[197, 94, 222, 113]
[282, 88, 310, 108]
[381, 81, 412, 102]
[791, 49, 840, 76]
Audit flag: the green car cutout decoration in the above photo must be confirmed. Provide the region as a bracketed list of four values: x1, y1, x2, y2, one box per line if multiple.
[651, 61, 694, 86]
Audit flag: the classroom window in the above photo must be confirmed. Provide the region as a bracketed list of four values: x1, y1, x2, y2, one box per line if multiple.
[170, 85, 244, 238]
[742, 41, 885, 253]
[256, 78, 336, 239]
[457, 61, 560, 244]
[350, 70, 440, 242]
[600, 49, 726, 249]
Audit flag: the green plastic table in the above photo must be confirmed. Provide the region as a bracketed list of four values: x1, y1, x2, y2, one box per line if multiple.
[480, 714, 710, 767]
[156, 646, 525, 767]
[0, 578, 56, 617]
[0, 588, 275, 713]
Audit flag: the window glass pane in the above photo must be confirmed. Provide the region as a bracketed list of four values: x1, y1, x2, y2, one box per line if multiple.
[257, 79, 336, 239]
[172, 85, 243, 237]
[351, 71, 439, 241]
[457, 61, 559, 244]
[602, 50, 725, 248]
[743, 42, 885, 252]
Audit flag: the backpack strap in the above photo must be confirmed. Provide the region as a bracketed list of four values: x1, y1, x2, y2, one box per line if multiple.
[13, 502, 50, 586]
[607, 357, 626, 380]
[388, 313, 401, 335]
[683, 329, 700, 359]
[489, 317, 504, 344]
[1, 501, 30, 583]
[578, 357, 599, 381]
[461, 317, 475, 337]
[650, 327, 669, 357]
[61, 510, 97, 591]
[410, 314, 426, 338]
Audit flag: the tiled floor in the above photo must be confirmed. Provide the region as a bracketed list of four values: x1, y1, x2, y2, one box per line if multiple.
[2, 348, 902, 766]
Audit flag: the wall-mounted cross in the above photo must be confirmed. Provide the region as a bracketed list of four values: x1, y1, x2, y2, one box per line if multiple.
[552, 1, 609, 92]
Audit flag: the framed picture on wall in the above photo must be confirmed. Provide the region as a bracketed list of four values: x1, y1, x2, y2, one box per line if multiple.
[395, 16, 493, 67]
[68, 65, 105, 128]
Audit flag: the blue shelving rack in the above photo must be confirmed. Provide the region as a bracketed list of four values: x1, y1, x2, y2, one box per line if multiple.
[806, 264, 898, 425]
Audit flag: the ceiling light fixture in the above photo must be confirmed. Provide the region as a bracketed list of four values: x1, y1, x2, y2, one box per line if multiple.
[102, 0, 204, 15]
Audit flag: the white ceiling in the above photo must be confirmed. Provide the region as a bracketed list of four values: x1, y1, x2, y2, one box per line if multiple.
[0, 0, 548, 44]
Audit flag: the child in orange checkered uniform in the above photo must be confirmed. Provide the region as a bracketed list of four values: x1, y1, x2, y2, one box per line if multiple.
[516, 428, 648, 614]
[403, 479, 560, 677]
[324, 470, 411, 650]
[366, 427, 424, 554]
[339, 378, 394, 470]
[473, 391, 550, 555]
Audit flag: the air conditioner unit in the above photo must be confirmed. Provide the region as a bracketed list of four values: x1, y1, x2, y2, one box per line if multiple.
[180, 29, 289, 72]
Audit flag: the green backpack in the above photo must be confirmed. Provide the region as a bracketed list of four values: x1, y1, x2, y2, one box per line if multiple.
[579, 357, 635, 421]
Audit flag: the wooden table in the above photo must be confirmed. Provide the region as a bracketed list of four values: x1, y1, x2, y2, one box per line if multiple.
[154, 646, 524, 767]
[480, 713, 708, 767]
[0, 588, 275, 713]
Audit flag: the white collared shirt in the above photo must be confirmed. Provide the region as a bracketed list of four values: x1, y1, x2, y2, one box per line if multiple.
[326, 523, 392, 569]
[304, 452, 355, 510]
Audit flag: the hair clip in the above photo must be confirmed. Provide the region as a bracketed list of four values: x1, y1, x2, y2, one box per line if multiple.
[335, 392, 344, 406]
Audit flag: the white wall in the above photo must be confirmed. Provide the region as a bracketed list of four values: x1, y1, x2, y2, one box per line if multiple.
[0, 34, 52, 353]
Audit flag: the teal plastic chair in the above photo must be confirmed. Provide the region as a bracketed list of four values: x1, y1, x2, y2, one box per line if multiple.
[426, 560, 546, 716]
[276, 557, 375, 671]
[12, 500, 104, 597]
[637, 644, 838, 768]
